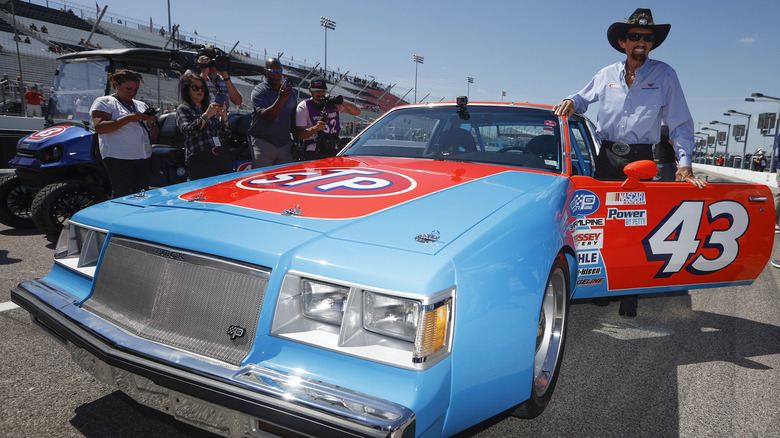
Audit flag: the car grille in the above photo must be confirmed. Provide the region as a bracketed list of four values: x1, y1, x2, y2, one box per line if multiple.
[84, 236, 270, 366]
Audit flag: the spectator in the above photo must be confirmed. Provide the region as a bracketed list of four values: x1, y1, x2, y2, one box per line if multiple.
[653, 124, 677, 181]
[29, 23, 38, 32]
[175, 73, 232, 180]
[24, 85, 44, 117]
[41, 25, 48, 34]
[197, 53, 242, 111]
[24, 37, 30, 44]
[248, 57, 296, 167]
[294, 76, 360, 160]
[90, 70, 160, 197]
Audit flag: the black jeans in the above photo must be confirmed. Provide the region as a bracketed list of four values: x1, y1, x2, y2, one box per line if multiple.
[103, 157, 151, 198]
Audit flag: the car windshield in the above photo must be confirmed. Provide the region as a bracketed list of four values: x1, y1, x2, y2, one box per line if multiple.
[342, 105, 562, 172]
[49, 58, 109, 121]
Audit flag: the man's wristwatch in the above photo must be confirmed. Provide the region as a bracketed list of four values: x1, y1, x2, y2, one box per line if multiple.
[200, 114, 208, 123]
[223, 76, 231, 81]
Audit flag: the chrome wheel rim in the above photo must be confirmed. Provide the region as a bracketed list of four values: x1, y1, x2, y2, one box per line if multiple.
[533, 266, 566, 397]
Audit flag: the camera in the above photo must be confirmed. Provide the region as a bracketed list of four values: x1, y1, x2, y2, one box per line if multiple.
[213, 55, 230, 72]
[315, 94, 343, 110]
[143, 107, 159, 116]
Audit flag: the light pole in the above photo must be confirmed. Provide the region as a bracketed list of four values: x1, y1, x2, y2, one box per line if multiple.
[501, 90, 506, 102]
[701, 127, 720, 162]
[723, 109, 751, 166]
[320, 16, 335, 76]
[710, 120, 731, 159]
[746, 93, 780, 172]
[466, 76, 473, 99]
[413, 54, 423, 104]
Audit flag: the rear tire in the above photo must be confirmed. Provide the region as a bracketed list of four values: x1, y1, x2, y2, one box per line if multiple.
[31, 180, 107, 237]
[512, 252, 570, 419]
[0, 174, 35, 228]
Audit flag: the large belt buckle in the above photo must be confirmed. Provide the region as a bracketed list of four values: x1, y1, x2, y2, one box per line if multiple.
[611, 141, 631, 156]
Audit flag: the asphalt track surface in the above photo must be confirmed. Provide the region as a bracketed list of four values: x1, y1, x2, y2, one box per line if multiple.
[1, 169, 778, 438]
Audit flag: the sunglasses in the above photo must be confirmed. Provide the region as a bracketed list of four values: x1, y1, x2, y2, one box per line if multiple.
[626, 33, 655, 42]
[267, 68, 283, 74]
[190, 84, 206, 91]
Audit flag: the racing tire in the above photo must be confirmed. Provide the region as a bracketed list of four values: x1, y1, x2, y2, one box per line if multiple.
[512, 252, 570, 419]
[0, 174, 36, 229]
[31, 180, 108, 237]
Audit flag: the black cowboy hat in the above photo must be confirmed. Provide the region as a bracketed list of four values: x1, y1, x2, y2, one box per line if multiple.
[607, 8, 671, 53]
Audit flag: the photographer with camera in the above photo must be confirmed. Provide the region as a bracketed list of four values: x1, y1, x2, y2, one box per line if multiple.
[197, 52, 242, 111]
[294, 76, 360, 160]
[249, 58, 297, 167]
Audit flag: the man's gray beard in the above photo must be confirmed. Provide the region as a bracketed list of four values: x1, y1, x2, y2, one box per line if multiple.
[630, 52, 647, 63]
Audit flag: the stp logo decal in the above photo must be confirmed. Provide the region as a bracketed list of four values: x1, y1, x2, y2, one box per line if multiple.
[237, 168, 416, 198]
[569, 190, 600, 217]
[27, 125, 72, 141]
[178, 158, 507, 219]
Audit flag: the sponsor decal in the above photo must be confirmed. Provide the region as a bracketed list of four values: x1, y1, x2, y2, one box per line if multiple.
[178, 158, 508, 219]
[577, 277, 605, 286]
[26, 125, 72, 141]
[606, 191, 646, 205]
[607, 208, 647, 226]
[237, 168, 416, 198]
[570, 217, 605, 230]
[237, 161, 253, 172]
[579, 267, 602, 276]
[575, 229, 604, 249]
[569, 190, 600, 217]
[544, 120, 557, 127]
[642, 83, 659, 90]
[578, 251, 600, 265]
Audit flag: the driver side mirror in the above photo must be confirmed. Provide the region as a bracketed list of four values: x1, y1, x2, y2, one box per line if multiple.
[621, 160, 657, 190]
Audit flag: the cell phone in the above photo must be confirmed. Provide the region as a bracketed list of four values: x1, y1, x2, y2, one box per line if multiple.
[143, 107, 159, 116]
[215, 92, 228, 107]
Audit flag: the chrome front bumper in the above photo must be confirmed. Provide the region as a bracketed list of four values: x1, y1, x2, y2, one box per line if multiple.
[12, 279, 416, 438]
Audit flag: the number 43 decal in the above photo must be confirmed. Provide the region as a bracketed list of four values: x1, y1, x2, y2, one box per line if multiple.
[642, 200, 749, 278]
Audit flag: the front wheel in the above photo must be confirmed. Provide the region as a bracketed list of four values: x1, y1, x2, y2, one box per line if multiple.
[31, 180, 108, 237]
[0, 174, 36, 228]
[512, 252, 570, 419]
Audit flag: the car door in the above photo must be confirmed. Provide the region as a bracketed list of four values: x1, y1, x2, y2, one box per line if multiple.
[563, 117, 775, 299]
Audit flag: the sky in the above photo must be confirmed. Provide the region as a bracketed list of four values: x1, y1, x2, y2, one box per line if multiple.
[85, 0, 780, 155]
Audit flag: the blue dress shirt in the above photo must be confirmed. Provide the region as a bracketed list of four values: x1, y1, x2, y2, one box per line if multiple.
[567, 59, 694, 168]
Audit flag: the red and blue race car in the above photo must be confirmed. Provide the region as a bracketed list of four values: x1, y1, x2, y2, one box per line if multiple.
[12, 100, 774, 437]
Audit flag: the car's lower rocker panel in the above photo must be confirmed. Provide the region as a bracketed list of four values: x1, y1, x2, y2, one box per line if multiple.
[12, 279, 416, 438]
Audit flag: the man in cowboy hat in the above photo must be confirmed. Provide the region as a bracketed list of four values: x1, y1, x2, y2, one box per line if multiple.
[554, 8, 703, 186]
[554, 8, 705, 317]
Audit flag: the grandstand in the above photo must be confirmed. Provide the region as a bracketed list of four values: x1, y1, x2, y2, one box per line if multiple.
[0, 0, 411, 127]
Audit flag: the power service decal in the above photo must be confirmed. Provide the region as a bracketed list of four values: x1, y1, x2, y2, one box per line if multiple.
[179, 159, 507, 219]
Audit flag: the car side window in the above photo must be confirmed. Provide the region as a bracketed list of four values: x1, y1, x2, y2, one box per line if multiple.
[567, 119, 595, 177]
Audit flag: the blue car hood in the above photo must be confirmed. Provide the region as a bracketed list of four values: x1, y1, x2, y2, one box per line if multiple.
[109, 157, 560, 255]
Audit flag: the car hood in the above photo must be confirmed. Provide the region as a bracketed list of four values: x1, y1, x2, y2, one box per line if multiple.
[111, 156, 560, 255]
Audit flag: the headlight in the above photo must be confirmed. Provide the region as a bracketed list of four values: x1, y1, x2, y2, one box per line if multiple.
[37, 144, 63, 164]
[363, 292, 419, 341]
[272, 272, 454, 370]
[303, 279, 349, 324]
[55, 220, 107, 278]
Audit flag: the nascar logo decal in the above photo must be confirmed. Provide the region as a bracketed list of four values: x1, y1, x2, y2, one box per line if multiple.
[26, 125, 73, 141]
[237, 168, 416, 197]
[178, 158, 506, 219]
